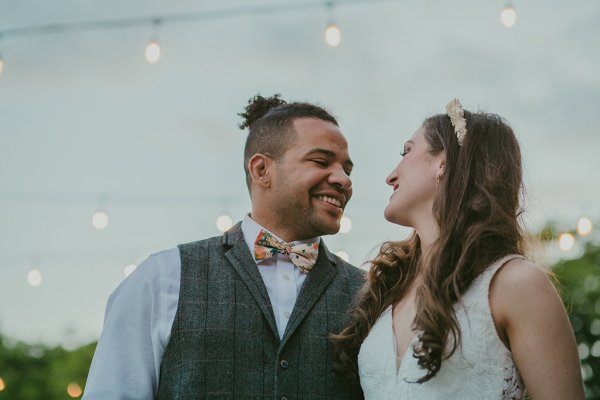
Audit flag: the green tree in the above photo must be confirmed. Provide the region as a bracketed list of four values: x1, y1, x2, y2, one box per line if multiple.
[553, 242, 600, 399]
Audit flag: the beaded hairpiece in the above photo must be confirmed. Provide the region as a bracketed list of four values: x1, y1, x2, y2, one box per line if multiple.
[445, 98, 467, 146]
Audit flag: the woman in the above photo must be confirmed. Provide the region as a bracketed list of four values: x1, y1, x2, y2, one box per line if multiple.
[332, 100, 584, 399]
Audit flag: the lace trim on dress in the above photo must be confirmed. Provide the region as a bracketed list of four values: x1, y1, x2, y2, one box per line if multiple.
[502, 349, 525, 399]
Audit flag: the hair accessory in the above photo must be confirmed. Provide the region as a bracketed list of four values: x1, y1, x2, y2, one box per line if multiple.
[445, 99, 467, 146]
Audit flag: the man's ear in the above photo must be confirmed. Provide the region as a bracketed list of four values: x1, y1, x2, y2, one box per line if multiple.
[247, 154, 272, 189]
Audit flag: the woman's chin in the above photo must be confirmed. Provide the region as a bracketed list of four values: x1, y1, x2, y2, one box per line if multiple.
[383, 207, 400, 224]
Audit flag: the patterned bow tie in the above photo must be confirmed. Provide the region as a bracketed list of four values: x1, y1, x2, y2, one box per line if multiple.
[254, 229, 319, 274]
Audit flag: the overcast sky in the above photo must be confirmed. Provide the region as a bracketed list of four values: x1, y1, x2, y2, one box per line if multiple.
[1, 0, 599, 348]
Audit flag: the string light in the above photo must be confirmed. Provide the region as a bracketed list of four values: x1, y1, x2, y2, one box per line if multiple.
[145, 41, 161, 63]
[325, 24, 341, 47]
[339, 216, 352, 233]
[0, 376, 5, 391]
[27, 269, 43, 286]
[124, 263, 137, 277]
[67, 382, 83, 398]
[500, 4, 517, 28]
[324, 2, 341, 47]
[145, 19, 161, 64]
[577, 217, 592, 236]
[335, 250, 349, 262]
[558, 232, 575, 251]
[216, 215, 233, 232]
[92, 211, 108, 230]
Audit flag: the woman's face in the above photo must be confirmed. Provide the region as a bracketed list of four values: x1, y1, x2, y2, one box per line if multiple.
[384, 126, 445, 228]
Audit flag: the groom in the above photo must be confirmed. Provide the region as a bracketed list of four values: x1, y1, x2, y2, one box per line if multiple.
[83, 94, 365, 399]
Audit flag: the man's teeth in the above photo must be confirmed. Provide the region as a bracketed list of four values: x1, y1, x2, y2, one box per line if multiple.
[317, 196, 342, 207]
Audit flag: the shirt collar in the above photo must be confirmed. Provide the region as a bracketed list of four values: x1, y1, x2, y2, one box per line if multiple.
[241, 214, 321, 264]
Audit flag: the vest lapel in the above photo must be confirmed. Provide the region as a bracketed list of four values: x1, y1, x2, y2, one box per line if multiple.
[280, 241, 337, 348]
[223, 223, 279, 341]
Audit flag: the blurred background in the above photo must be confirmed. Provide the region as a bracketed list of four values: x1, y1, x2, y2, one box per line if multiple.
[1, 0, 599, 398]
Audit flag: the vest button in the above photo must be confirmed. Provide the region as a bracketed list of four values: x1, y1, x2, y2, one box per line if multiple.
[280, 359, 289, 369]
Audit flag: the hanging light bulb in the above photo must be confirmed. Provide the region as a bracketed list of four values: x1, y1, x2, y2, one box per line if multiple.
[145, 19, 162, 64]
[27, 269, 42, 287]
[324, 2, 341, 47]
[500, 4, 517, 28]
[325, 24, 341, 47]
[92, 211, 108, 230]
[145, 40, 161, 63]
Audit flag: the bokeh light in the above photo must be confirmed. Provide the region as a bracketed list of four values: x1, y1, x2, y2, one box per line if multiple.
[558, 232, 575, 251]
[145, 40, 161, 63]
[500, 5, 517, 28]
[27, 269, 42, 286]
[324, 24, 341, 47]
[67, 382, 83, 398]
[216, 215, 233, 232]
[92, 211, 108, 230]
[335, 250, 349, 262]
[577, 217, 592, 236]
[339, 216, 352, 233]
[124, 263, 137, 277]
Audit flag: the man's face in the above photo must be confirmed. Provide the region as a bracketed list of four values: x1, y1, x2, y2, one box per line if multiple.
[269, 117, 353, 240]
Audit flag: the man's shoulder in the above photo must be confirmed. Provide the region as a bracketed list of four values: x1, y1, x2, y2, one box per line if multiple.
[178, 234, 224, 251]
[330, 254, 366, 281]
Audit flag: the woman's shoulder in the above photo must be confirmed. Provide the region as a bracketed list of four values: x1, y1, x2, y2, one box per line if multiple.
[489, 257, 558, 330]
[491, 257, 551, 294]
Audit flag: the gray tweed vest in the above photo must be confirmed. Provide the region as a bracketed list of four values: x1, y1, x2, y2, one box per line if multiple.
[157, 223, 364, 400]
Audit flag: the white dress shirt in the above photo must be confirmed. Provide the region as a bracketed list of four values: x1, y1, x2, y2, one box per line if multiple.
[82, 215, 320, 399]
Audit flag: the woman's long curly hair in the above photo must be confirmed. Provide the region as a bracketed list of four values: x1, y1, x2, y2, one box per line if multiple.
[331, 108, 527, 384]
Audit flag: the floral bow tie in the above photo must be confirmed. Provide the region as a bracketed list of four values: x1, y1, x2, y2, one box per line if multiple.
[254, 229, 319, 274]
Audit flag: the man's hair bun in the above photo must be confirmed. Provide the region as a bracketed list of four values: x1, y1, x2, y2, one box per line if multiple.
[238, 94, 287, 129]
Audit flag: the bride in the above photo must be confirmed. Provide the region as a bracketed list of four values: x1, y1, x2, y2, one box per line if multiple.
[332, 100, 584, 399]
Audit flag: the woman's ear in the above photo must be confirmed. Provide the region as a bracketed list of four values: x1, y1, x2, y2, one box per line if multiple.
[438, 160, 446, 177]
[247, 154, 272, 189]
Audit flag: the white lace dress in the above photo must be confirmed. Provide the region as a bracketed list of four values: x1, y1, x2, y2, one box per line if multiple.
[358, 255, 526, 399]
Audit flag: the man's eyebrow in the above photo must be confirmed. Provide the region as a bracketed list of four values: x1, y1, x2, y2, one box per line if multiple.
[306, 148, 354, 168]
[405, 140, 414, 145]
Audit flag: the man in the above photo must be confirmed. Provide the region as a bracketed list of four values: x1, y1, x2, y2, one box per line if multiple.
[83, 94, 365, 399]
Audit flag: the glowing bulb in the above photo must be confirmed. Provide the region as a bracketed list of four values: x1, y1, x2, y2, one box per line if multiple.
[0, 58, 4, 76]
[336, 251, 349, 262]
[145, 41, 161, 63]
[558, 232, 575, 251]
[124, 263, 137, 277]
[340, 216, 352, 233]
[0, 376, 5, 391]
[67, 382, 83, 398]
[500, 5, 517, 28]
[577, 217, 592, 236]
[92, 211, 108, 230]
[325, 24, 341, 47]
[27, 269, 42, 286]
[216, 215, 233, 232]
